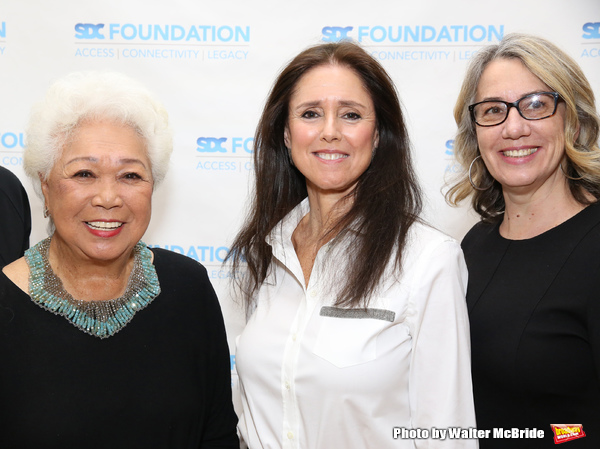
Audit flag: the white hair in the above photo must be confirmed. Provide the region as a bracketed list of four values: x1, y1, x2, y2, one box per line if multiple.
[24, 71, 173, 198]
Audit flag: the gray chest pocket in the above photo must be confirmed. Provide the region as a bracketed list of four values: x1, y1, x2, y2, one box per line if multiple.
[312, 306, 395, 368]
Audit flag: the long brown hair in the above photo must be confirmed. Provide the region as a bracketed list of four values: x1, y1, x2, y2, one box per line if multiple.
[227, 41, 422, 311]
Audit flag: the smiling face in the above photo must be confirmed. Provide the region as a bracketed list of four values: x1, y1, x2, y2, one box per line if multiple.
[284, 64, 379, 199]
[41, 121, 153, 264]
[475, 58, 567, 197]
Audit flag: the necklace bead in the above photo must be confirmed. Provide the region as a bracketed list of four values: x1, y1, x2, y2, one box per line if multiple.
[24, 237, 161, 339]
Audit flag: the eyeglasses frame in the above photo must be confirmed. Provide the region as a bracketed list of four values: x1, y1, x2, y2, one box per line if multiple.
[468, 91, 561, 127]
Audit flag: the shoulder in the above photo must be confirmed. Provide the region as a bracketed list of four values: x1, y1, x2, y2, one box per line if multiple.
[0, 166, 21, 188]
[0, 167, 30, 224]
[583, 201, 600, 228]
[149, 247, 217, 298]
[0, 166, 27, 199]
[147, 249, 229, 342]
[565, 202, 600, 258]
[461, 219, 498, 252]
[409, 220, 457, 242]
[151, 246, 206, 267]
[389, 223, 468, 309]
[1, 257, 29, 293]
[397, 221, 466, 279]
[405, 221, 462, 258]
[149, 247, 223, 311]
[150, 247, 210, 280]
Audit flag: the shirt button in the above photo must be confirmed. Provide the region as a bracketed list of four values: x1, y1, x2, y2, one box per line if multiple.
[309, 289, 317, 298]
[287, 431, 294, 439]
[285, 381, 291, 390]
[291, 334, 297, 341]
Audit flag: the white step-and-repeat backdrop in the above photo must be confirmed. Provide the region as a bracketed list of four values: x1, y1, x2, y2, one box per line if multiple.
[1, 0, 599, 407]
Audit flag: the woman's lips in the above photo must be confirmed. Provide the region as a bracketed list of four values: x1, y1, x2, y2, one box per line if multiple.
[85, 221, 124, 230]
[85, 221, 125, 237]
[501, 147, 539, 158]
[313, 151, 348, 161]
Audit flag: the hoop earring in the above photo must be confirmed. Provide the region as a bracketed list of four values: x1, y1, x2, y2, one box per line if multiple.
[560, 162, 583, 181]
[43, 207, 50, 218]
[468, 155, 494, 191]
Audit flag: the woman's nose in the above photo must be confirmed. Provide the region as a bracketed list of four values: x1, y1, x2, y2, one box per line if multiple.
[501, 107, 531, 140]
[320, 115, 342, 142]
[91, 179, 123, 209]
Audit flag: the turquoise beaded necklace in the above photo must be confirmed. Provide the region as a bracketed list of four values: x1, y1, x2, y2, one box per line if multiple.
[25, 237, 161, 339]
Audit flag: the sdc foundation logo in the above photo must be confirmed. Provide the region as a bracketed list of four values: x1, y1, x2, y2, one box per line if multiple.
[550, 424, 585, 444]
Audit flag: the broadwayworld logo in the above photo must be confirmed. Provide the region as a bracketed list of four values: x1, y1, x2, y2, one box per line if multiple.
[551, 424, 586, 444]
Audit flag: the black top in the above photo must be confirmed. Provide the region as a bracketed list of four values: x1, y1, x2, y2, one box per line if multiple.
[0, 166, 31, 267]
[462, 203, 600, 448]
[0, 248, 238, 449]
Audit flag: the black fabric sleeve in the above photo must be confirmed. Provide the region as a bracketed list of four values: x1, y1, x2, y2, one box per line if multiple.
[587, 266, 600, 387]
[151, 248, 239, 449]
[0, 166, 31, 267]
[200, 271, 240, 449]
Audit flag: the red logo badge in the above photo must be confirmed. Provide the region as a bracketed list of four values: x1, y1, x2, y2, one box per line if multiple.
[550, 424, 586, 444]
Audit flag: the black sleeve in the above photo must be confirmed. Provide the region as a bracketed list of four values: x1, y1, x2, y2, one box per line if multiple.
[151, 249, 239, 449]
[587, 264, 600, 387]
[200, 270, 240, 449]
[0, 166, 31, 267]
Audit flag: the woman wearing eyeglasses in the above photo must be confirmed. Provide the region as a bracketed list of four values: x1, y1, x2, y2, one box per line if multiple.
[447, 33, 600, 447]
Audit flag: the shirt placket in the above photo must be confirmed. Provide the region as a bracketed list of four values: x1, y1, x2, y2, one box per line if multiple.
[281, 258, 323, 449]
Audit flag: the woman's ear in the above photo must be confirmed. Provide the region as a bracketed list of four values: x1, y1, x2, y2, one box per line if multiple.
[39, 172, 49, 209]
[284, 126, 291, 148]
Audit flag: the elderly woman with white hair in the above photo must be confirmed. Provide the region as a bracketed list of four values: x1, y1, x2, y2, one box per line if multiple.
[0, 72, 238, 448]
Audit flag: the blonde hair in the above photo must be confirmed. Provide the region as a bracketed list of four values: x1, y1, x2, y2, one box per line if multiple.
[446, 33, 600, 222]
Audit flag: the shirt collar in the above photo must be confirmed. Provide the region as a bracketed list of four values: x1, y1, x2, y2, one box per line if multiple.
[266, 198, 310, 259]
[265, 197, 366, 255]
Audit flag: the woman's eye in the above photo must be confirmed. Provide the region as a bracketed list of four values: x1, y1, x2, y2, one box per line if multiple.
[123, 172, 142, 180]
[483, 105, 503, 116]
[344, 112, 361, 120]
[74, 170, 93, 178]
[526, 100, 544, 110]
[301, 110, 319, 119]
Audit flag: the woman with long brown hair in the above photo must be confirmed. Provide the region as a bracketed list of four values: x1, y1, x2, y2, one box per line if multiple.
[229, 41, 476, 449]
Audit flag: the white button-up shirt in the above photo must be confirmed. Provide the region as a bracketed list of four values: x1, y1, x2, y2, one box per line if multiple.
[236, 199, 477, 449]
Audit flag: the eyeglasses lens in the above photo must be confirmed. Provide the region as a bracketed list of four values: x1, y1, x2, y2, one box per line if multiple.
[472, 93, 557, 126]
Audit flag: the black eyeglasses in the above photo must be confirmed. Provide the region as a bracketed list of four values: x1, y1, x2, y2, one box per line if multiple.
[469, 92, 560, 127]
